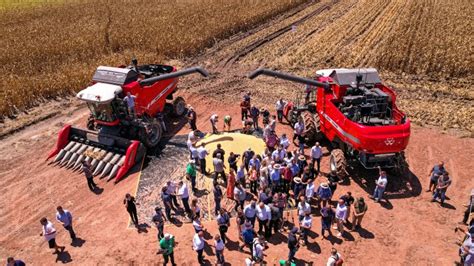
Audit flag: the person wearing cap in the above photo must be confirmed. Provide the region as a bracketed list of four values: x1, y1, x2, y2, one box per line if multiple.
[216, 208, 230, 244]
[270, 164, 282, 193]
[287, 227, 300, 262]
[213, 144, 226, 162]
[256, 202, 272, 238]
[55, 206, 76, 242]
[310, 142, 323, 173]
[276, 98, 286, 123]
[152, 206, 167, 240]
[250, 105, 260, 130]
[351, 197, 367, 231]
[317, 182, 333, 209]
[240, 220, 256, 254]
[213, 153, 227, 185]
[192, 231, 206, 265]
[243, 147, 255, 172]
[427, 161, 446, 192]
[196, 144, 209, 175]
[159, 233, 176, 265]
[371, 166, 388, 203]
[432, 172, 452, 204]
[462, 189, 474, 225]
[335, 199, 347, 237]
[320, 205, 335, 238]
[340, 191, 354, 221]
[223, 115, 232, 132]
[82, 160, 97, 192]
[214, 233, 226, 265]
[39, 217, 65, 254]
[186, 160, 197, 192]
[187, 105, 197, 131]
[210, 114, 219, 134]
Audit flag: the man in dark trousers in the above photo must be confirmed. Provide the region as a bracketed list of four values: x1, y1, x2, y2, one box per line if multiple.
[213, 144, 226, 162]
[250, 105, 260, 130]
[153, 207, 167, 240]
[213, 181, 223, 216]
[55, 206, 76, 241]
[82, 161, 97, 192]
[123, 193, 139, 227]
[216, 209, 230, 244]
[228, 152, 240, 172]
[187, 105, 197, 131]
[287, 227, 300, 263]
[161, 187, 173, 221]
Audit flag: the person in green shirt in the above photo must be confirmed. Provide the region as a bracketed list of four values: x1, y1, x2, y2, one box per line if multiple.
[186, 160, 197, 192]
[223, 115, 232, 132]
[279, 259, 296, 266]
[159, 233, 176, 265]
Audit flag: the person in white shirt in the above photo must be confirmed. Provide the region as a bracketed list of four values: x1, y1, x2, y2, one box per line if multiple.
[327, 248, 343, 266]
[335, 199, 348, 237]
[252, 236, 265, 263]
[197, 144, 209, 175]
[275, 98, 286, 122]
[210, 114, 219, 134]
[177, 181, 191, 214]
[256, 202, 272, 238]
[193, 231, 205, 264]
[214, 234, 225, 265]
[293, 118, 305, 154]
[193, 216, 204, 233]
[372, 166, 388, 202]
[123, 92, 136, 117]
[187, 130, 200, 160]
[300, 212, 313, 245]
[244, 201, 258, 227]
[305, 179, 315, 202]
[166, 181, 180, 210]
[39, 217, 65, 254]
[280, 133, 290, 150]
[297, 196, 311, 222]
[311, 142, 323, 173]
[55, 206, 76, 241]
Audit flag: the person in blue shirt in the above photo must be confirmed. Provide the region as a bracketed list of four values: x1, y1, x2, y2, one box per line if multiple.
[7, 257, 25, 266]
[271, 164, 282, 193]
[427, 161, 446, 192]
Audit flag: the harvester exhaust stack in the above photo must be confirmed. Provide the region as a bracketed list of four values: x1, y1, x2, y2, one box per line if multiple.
[139, 66, 209, 86]
[248, 68, 330, 90]
[47, 125, 146, 183]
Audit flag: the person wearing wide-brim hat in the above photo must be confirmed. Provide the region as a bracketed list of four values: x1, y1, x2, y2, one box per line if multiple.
[297, 155, 308, 176]
[316, 182, 333, 209]
[292, 177, 305, 203]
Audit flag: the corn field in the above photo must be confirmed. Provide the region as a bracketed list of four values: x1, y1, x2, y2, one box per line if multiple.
[0, 0, 305, 118]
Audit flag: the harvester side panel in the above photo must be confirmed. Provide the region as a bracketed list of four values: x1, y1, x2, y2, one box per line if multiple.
[46, 124, 71, 161]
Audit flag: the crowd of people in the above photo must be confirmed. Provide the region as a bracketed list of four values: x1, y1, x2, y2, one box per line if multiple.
[14, 92, 472, 266]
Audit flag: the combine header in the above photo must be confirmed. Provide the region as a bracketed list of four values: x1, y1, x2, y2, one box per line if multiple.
[46, 60, 208, 182]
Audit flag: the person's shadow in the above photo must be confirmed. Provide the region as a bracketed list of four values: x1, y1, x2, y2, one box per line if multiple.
[55, 250, 72, 263]
[92, 187, 104, 195]
[71, 237, 86, 247]
[137, 223, 151, 233]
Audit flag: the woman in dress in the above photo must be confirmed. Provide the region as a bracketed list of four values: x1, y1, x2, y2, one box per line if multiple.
[226, 168, 236, 200]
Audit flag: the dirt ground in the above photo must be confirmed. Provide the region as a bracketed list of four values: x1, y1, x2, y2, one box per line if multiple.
[1, 1, 473, 265]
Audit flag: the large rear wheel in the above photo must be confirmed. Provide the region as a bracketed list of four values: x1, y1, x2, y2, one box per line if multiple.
[330, 149, 347, 178]
[139, 120, 163, 148]
[172, 96, 186, 117]
[301, 111, 324, 145]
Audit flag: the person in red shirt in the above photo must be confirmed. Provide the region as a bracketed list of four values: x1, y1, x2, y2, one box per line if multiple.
[281, 164, 293, 194]
[265, 131, 280, 152]
[240, 99, 250, 121]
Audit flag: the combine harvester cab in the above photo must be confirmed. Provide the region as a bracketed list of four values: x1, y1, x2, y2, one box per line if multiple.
[46, 61, 208, 183]
[46, 125, 146, 183]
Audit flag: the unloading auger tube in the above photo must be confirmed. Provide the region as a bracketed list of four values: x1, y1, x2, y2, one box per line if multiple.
[139, 66, 209, 86]
[248, 68, 330, 90]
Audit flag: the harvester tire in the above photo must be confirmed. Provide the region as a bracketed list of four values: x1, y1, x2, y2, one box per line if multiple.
[172, 96, 186, 117]
[139, 120, 163, 148]
[330, 149, 347, 178]
[301, 111, 323, 145]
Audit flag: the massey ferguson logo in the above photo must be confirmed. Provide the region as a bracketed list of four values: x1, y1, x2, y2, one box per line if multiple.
[384, 138, 395, 146]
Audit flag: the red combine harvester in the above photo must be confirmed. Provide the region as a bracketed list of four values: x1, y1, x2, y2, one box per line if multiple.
[249, 68, 410, 177]
[46, 60, 208, 182]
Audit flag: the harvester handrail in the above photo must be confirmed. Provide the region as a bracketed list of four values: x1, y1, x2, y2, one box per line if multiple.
[248, 68, 330, 90]
[139, 66, 209, 86]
